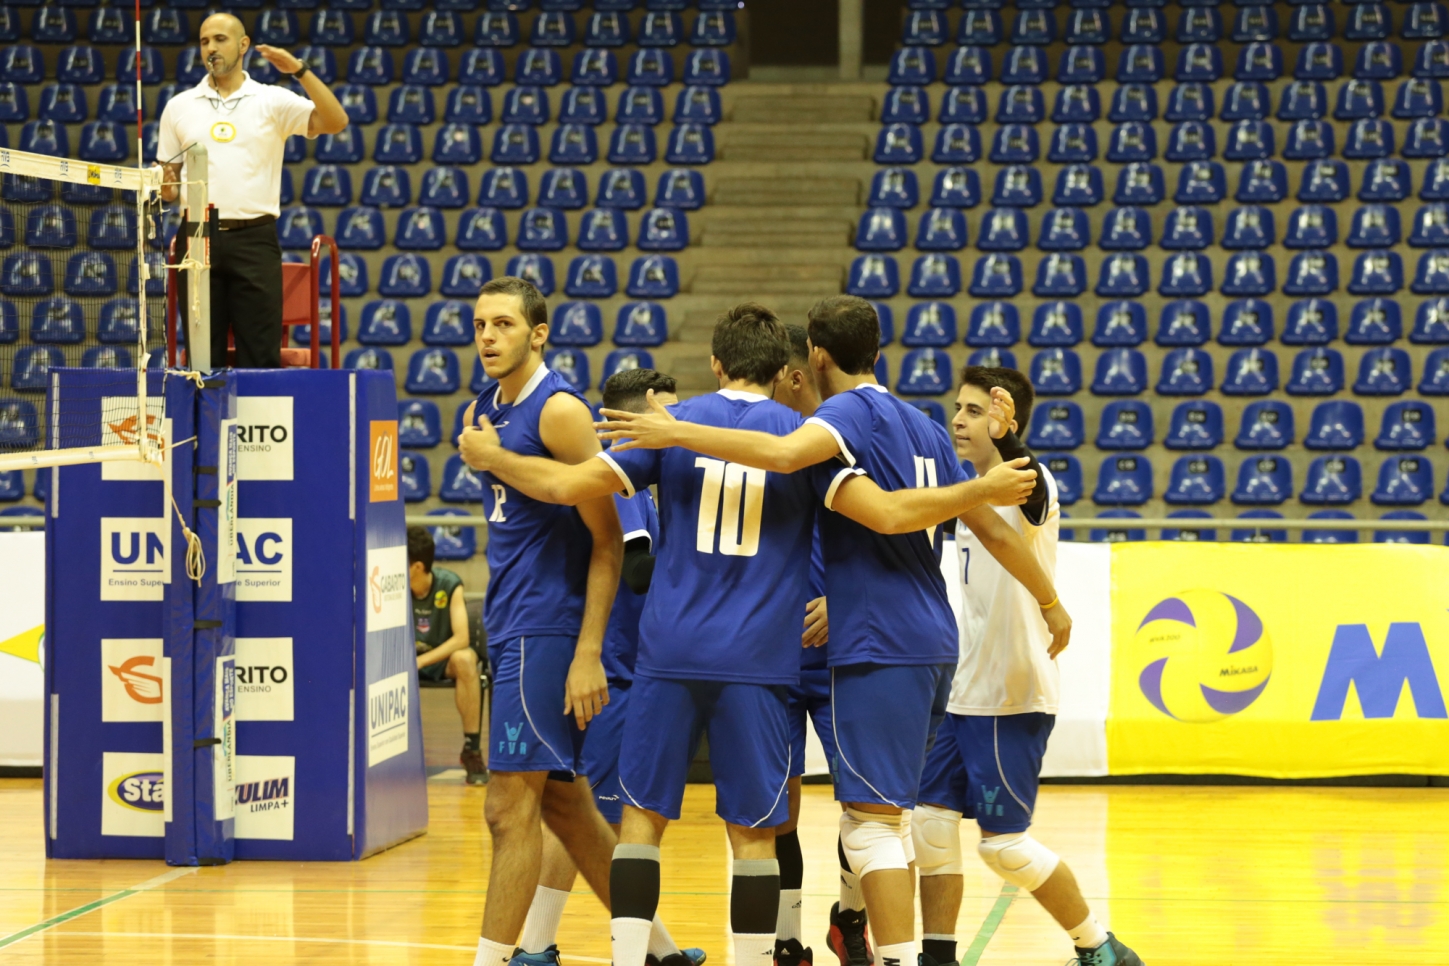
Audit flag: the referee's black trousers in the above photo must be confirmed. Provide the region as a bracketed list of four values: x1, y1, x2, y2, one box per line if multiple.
[178, 221, 284, 369]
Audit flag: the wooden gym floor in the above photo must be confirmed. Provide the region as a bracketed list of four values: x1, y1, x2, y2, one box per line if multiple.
[1, 776, 1446, 965]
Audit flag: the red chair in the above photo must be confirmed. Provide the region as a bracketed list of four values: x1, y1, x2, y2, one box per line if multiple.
[168, 234, 341, 370]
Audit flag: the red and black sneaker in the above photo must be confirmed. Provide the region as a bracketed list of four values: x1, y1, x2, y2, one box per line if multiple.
[461, 746, 488, 785]
[774, 938, 814, 966]
[826, 902, 872, 966]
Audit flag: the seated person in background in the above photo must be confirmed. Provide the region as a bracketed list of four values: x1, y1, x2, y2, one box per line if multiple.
[408, 525, 485, 784]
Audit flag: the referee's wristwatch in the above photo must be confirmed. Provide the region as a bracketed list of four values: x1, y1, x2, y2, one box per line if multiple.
[289, 61, 310, 80]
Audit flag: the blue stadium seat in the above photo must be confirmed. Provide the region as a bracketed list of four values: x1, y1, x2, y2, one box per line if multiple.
[310, 8, 355, 46]
[1053, 164, 1104, 208]
[377, 253, 432, 298]
[1336, 78, 1386, 120]
[1027, 301, 1082, 347]
[665, 123, 714, 164]
[95, 298, 140, 345]
[1154, 299, 1209, 347]
[943, 46, 991, 87]
[488, 123, 539, 165]
[1161, 206, 1213, 250]
[883, 86, 930, 126]
[1417, 38, 1449, 77]
[617, 85, 664, 127]
[855, 208, 906, 252]
[1096, 400, 1153, 450]
[896, 348, 950, 396]
[637, 207, 688, 251]
[453, 207, 505, 251]
[1282, 250, 1339, 296]
[933, 124, 984, 164]
[1414, 248, 1449, 293]
[86, 6, 126, 44]
[529, 9, 574, 46]
[922, 170, 977, 214]
[1347, 204, 1403, 251]
[1301, 455, 1363, 505]
[564, 253, 618, 296]
[1109, 84, 1157, 125]
[585, 11, 630, 47]
[438, 455, 484, 503]
[671, 84, 721, 127]
[406, 348, 460, 395]
[1343, 117, 1395, 159]
[1221, 347, 1280, 395]
[77, 122, 125, 163]
[1223, 119, 1275, 161]
[1374, 400, 1435, 450]
[874, 123, 923, 165]
[301, 165, 353, 207]
[593, 168, 644, 210]
[138, 7, 187, 45]
[978, 208, 1027, 251]
[333, 85, 379, 125]
[1280, 298, 1336, 345]
[63, 253, 117, 298]
[1038, 211, 1090, 253]
[390, 205, 443, 251]
[1374, 511, 1431, 545]
[23, 205, 73, 250]
[1405, 2, 1448, 40]
[1412, 298, 1449, 343]
[1278, 80, 1327, 122]
[1088, 347, 1147, 395]
[397, 452, 431, 504]
[1423, 347, 1449, 393]
[550, 301, 604, 348]
[1054, 85, 1100, 125]
[1232, 455, 1293, 505]
[1084, 300, 1144, 347]
[275, 205, 323, 251]
[1395, 77, 1443, 119]
[1094, 454, 1152, 506]
[359, 166, 411, 208]
[500, 254, 552, 296]
[625, 255, 678, 299]
[1095, 252, 1148, 297]
[991, 124, 1042, 164]
[420, 300, 473, 347]
[956, 9, 999, 45]
[966, 301, 1019, 347]
[902, 302, 957, 348]
[29, 298, 84, 344]
[1175, 160, 1226, 205]
[866, 168, 916, 210]
[888, 46, 937, 85]
[600, 349, 654, 386]
[1028, 401, 1084, 450]
[968, 349, 1019, 372]
[1114, 43, 1161, 83]
[1155, 347, 1212, 395]
[1285, 346, 1346, 396]
[1, 253, 52, 297]
[614, 302, 667, 347]
[1159, 252, 1211, 296]
[18, 119, 67, 158]
[1404, 117, 1449, 158]
[510, 207, 563, 252]
[9, 347, 62, 392]
[434, 253, 489, 298]
[1223, 81, 1270, 121]
[874, 303, 895, 347]
[334, 204, 387, 250]
[82, 346, 132, 371]
[1167, 83, 1215, 124]
[119, 47, 162, 87]
[968, 254, 1024, 297]
[1113, 166, 1164, 208]
[1055, 45, 1103, 84]
[1220, 298, 1274, 346]
[1067, 7, 1111, 44]
[998, 85, 1045, 124]
[918, 207, 968, 251]
[57, 46, 103, 86]
[1163, 455, 1226, 506]
[908, 254, 960, 298]
[347, 46, 395, 85]
[992, 166, 1042, 208]
[399, 400, 443, 449]
[415, 166, 471, 208]
[639, 10, 681, 46]
[1353, 346, 1413, 394]
[1031, 348, 1083, 395]
[1156, 399, 1222, 451]
[559, 87, 607, 126]
[546, 123, 597, 165]
[319, 252, 369, 298]
[0, 83, 26, 124]
[1347, 251, 1404, 295]
[343, 347, 394, 372]
[1284, 119, 1336, 161]
[1234, 399, 1295, 451]
[623, 49, 672, 87]
[1300, 510, 1357, 545]
[1045, 124, 1095, 164]
[1343, 297, 1401, 344]
[387, 84, 436, 125]
[515, 49, 562, 87]
[86, 204, 134, 252]
[357, 300, 412, 346]
[313, 125, 364, 165]
[605, 123, 655, 165]
[1162, 121, 1215, 163]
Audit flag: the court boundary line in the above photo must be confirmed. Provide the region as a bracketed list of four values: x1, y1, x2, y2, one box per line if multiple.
[0, 867, 196, 951]
[42, 932, 611, 961]
[960, 883, 1019, 966]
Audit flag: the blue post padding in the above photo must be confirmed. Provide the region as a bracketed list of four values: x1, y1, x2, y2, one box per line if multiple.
[45, 369, 189, 859]
[164, 373, 200, 866]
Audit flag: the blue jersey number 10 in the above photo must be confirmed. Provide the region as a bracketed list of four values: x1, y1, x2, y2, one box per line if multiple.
[694, 457, 766, 556]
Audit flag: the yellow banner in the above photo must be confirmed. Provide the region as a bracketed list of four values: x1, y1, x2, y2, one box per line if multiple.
[1108, 544, 1449, 777]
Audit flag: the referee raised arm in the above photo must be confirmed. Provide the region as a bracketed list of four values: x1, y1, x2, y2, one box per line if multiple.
[158, 13, 348, 369]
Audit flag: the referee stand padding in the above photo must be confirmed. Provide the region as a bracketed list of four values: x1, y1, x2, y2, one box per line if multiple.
[43, 366, 427, 863]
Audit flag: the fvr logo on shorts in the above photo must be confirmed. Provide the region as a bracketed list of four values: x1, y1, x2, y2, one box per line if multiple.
[499, 720, 528, 756]
[100, 517, 167, 601]
[235, 517, 292, 602]
[979, 785, 1006, 818]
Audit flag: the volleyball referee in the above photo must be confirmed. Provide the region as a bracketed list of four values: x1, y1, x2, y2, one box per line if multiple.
[158, 13, 348, 369]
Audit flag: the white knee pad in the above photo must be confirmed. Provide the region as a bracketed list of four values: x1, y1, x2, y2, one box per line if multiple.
[911, 804, 964, 877]
[976, 833, 1059, 892]
[839, 808, 909, 878]
[898, 809, 915, 866]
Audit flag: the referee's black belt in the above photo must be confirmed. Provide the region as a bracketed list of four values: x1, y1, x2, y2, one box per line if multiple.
[216, 214, 277, 231]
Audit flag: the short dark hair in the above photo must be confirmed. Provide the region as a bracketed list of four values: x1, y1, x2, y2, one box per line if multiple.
[783, 323, 810, 369]
[959, 366, 1036, 431]
[711, 302, 790, 386]
[478, 276, 547, 330]
[807, 296, 879, 375]
[602, 368, 677, 412]
[407, 525, 434, 571]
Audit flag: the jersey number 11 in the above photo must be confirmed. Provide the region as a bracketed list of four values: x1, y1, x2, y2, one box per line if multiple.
[694, 457, 766, 557]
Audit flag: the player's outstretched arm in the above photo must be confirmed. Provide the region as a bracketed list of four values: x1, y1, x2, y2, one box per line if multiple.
[597, 390, 841, 473]
[958, 506, 1073, 657]
[536, 393, 623, 729]
[457, 401, 624, 506]
[829, 458, 1037, 535]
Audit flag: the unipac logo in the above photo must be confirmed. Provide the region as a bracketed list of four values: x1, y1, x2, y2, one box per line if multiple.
[100, 518, 167, 601]
[369, 420, 399, 503]
[235, 517, 292, 602]
[1136, 590, 1274, 723]
[498, 720, 529, 757]
[233, 754, 296, 841]
[234, 637, 294, 722]
[235, 396, 294, 481]
[1311, 623, 1448, 721]
[367, 671, 409, 766]
[109, 770, 165, 811]
[101, 752, 165, 837]
[365, 546, 408, 632]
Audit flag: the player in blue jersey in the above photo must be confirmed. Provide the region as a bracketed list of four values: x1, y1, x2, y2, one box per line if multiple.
[597, 296, 1072, 966]
[517, 369, 704, 966]
[914, 367, 1142, 966]
[458, 277, 626, 966]
[460, 304, 1039, 966]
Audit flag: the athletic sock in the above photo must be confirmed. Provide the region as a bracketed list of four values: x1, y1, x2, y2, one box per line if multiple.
[876, 940, 914, 966]
[519, 885, 570, 953]
[464, 732, 481, 752]
[474, 937, 515, 966]
[775, 829, 804, 943]
[922, 936, 956, 964]
[1067, 914, 1109, 951]
[647, 914, 682, 960]
[611, 844, 661, 966]
[836, 835, 865, 913]
[732, 858, 780, 965]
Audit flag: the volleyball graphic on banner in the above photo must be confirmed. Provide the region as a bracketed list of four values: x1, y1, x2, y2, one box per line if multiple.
[1134, 590, 1274, 723]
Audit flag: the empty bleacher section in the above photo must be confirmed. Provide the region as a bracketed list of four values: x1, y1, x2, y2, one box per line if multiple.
[852, 0, 1449, 540]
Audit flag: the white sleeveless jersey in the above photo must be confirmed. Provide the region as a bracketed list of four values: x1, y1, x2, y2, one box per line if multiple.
[947, 465, 1061, 716]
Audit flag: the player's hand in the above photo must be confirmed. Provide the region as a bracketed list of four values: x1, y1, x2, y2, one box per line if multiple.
[980, 456, 1036, 506]
[563, 651, 609, 730]
[254, 45, 304, 74]
[802, 596, 828, 648]
[457, 414, 502, 470]
[596, 390, 678, 451]
[1043, 601, 1072, 659]
[987, 387, 1017, 440]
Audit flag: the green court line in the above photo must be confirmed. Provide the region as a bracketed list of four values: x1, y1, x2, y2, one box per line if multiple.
[960, 883, 1019, 966]
[0, 868, 194, 951]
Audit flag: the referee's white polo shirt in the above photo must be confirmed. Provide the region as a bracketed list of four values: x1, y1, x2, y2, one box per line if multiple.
[157, 71, 315, 220]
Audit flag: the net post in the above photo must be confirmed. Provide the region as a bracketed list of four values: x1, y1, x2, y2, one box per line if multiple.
[183, 143, 212, 371]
